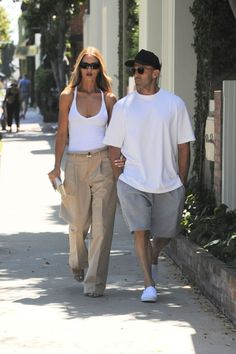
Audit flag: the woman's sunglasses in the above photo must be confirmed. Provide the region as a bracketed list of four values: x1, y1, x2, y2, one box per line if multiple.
[130, 67, 154, 75]
[80, 62, 101, 70]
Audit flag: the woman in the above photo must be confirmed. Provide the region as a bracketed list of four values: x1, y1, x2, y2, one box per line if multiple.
[48, 47, 117, 297]
[3, 80, 20, 133]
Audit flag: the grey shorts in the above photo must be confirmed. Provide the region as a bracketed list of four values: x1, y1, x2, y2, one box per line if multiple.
[117, 180, 185, 238]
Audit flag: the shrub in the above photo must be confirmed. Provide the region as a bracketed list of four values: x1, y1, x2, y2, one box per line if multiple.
[35, 67, 56, 94]
[34, 67, 58, 122]
[181, 190, 236, 268]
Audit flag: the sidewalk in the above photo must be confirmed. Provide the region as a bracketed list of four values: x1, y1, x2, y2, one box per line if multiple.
[0, 109, 235, 354]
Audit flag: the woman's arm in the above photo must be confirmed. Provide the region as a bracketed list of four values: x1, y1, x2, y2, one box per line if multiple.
[48, 89, 73, 181]
[105, 93, 126, 177]
[104, 92, 117, 124]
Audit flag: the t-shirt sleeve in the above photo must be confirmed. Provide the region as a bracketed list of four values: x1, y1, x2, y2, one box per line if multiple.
[177, 99, 195, 144]
[103, 102, 125, 147]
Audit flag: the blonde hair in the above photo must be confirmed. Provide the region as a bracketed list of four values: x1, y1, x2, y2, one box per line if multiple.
[68, 46, 112, 92]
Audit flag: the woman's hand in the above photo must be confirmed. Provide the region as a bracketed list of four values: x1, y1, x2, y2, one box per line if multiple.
[48, 167, 61, 183]
[114, 155, 126, 168]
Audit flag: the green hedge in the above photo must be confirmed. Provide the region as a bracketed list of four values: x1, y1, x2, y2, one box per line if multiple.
[190, 0, 236, 187]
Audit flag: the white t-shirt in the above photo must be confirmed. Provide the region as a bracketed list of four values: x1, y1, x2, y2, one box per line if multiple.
[103, 88, 195, 193]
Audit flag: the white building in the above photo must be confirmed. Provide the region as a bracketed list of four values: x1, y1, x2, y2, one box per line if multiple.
[83, 0, 196, 118]
[83, 0, 119, 96]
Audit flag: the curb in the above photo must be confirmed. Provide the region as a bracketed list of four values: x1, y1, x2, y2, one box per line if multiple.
[166, 235, 236, 326]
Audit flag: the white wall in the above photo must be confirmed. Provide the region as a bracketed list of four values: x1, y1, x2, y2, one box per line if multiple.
[139, 0, 162, 55]
[83, 0, 102, 49]
[139, 0, 196, 118]
[83, 0, 196, 113]
[161, 0, 175, 92]
[83, 0, 119, 97]
[174, 0, 196, 118]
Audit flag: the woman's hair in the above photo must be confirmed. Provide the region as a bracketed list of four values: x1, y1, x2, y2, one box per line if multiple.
[68, 46, 112, 92]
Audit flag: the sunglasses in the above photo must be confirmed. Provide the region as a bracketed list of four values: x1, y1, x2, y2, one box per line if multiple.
[80, 61, 101, 69]
[130, 66, 154, 75]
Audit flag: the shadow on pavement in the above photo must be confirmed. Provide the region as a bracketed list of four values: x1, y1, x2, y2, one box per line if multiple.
[0, 230, 204, 326]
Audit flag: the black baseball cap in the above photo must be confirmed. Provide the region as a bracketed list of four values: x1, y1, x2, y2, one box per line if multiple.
[125, 49, 161, 70]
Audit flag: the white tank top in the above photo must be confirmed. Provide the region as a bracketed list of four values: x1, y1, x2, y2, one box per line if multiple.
[68, 87, 108, 152]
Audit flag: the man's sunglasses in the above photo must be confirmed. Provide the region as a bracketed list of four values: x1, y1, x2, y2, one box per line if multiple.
[80, 62, 101, 69]
[130, 66, 153, 75]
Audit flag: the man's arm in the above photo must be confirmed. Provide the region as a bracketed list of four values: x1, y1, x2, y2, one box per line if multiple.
[178, 142, 190, 187]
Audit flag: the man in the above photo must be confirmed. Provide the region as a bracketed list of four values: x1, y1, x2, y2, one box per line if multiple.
[19, 74, 31, 118]
[103, 49, 195, 303]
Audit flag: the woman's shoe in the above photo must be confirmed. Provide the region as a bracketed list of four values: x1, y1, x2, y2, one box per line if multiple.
[84, 292, 103, 298]
[72, 269, 84, 282]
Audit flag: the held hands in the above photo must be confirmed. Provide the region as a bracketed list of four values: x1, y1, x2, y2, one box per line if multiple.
[114, 155, 126, 168]
[111, 155, 126, 180]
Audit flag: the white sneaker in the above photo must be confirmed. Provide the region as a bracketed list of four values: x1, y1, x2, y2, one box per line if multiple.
[141, 286, 157, 302]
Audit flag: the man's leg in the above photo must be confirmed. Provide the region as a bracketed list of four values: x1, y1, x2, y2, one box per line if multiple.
[20, 97, 26, 118]
[152, 237, 170, 265]
[24, 95, 29, 116]
[134, 230, 155, 288]
[151, 237, 170, 282]
[151, 186, 185, 280]
[116, 180, 157, 301]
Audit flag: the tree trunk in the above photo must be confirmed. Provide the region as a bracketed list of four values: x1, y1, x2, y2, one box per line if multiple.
[46, 1, 67, 93]
[57, 1, 67, 92]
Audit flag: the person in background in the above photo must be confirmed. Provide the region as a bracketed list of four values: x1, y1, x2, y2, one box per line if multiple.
[48, 47, 117, 298]
[104, 49, 195, 303]
[3, 80, 20, 133]
[19, 74, 31, 119]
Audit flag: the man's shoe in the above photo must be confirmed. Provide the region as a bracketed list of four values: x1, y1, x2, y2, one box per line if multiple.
[141, 286, 157, 303]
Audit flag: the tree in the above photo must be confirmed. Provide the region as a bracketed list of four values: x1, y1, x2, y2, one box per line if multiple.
[118, 0, 139, 98]
[190, 0, 236, 189]
[0, 6, 10, 44]
[0, 6, 13, 77]
[21, 0, 84, 92]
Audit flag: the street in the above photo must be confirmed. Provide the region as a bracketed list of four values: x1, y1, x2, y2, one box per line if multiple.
[0, 109, 235, 354]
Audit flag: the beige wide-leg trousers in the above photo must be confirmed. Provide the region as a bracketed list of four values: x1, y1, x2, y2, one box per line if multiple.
[60, 148, 117, 295]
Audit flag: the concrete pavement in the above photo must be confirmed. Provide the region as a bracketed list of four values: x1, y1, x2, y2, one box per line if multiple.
[0, 109, 235, 354]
